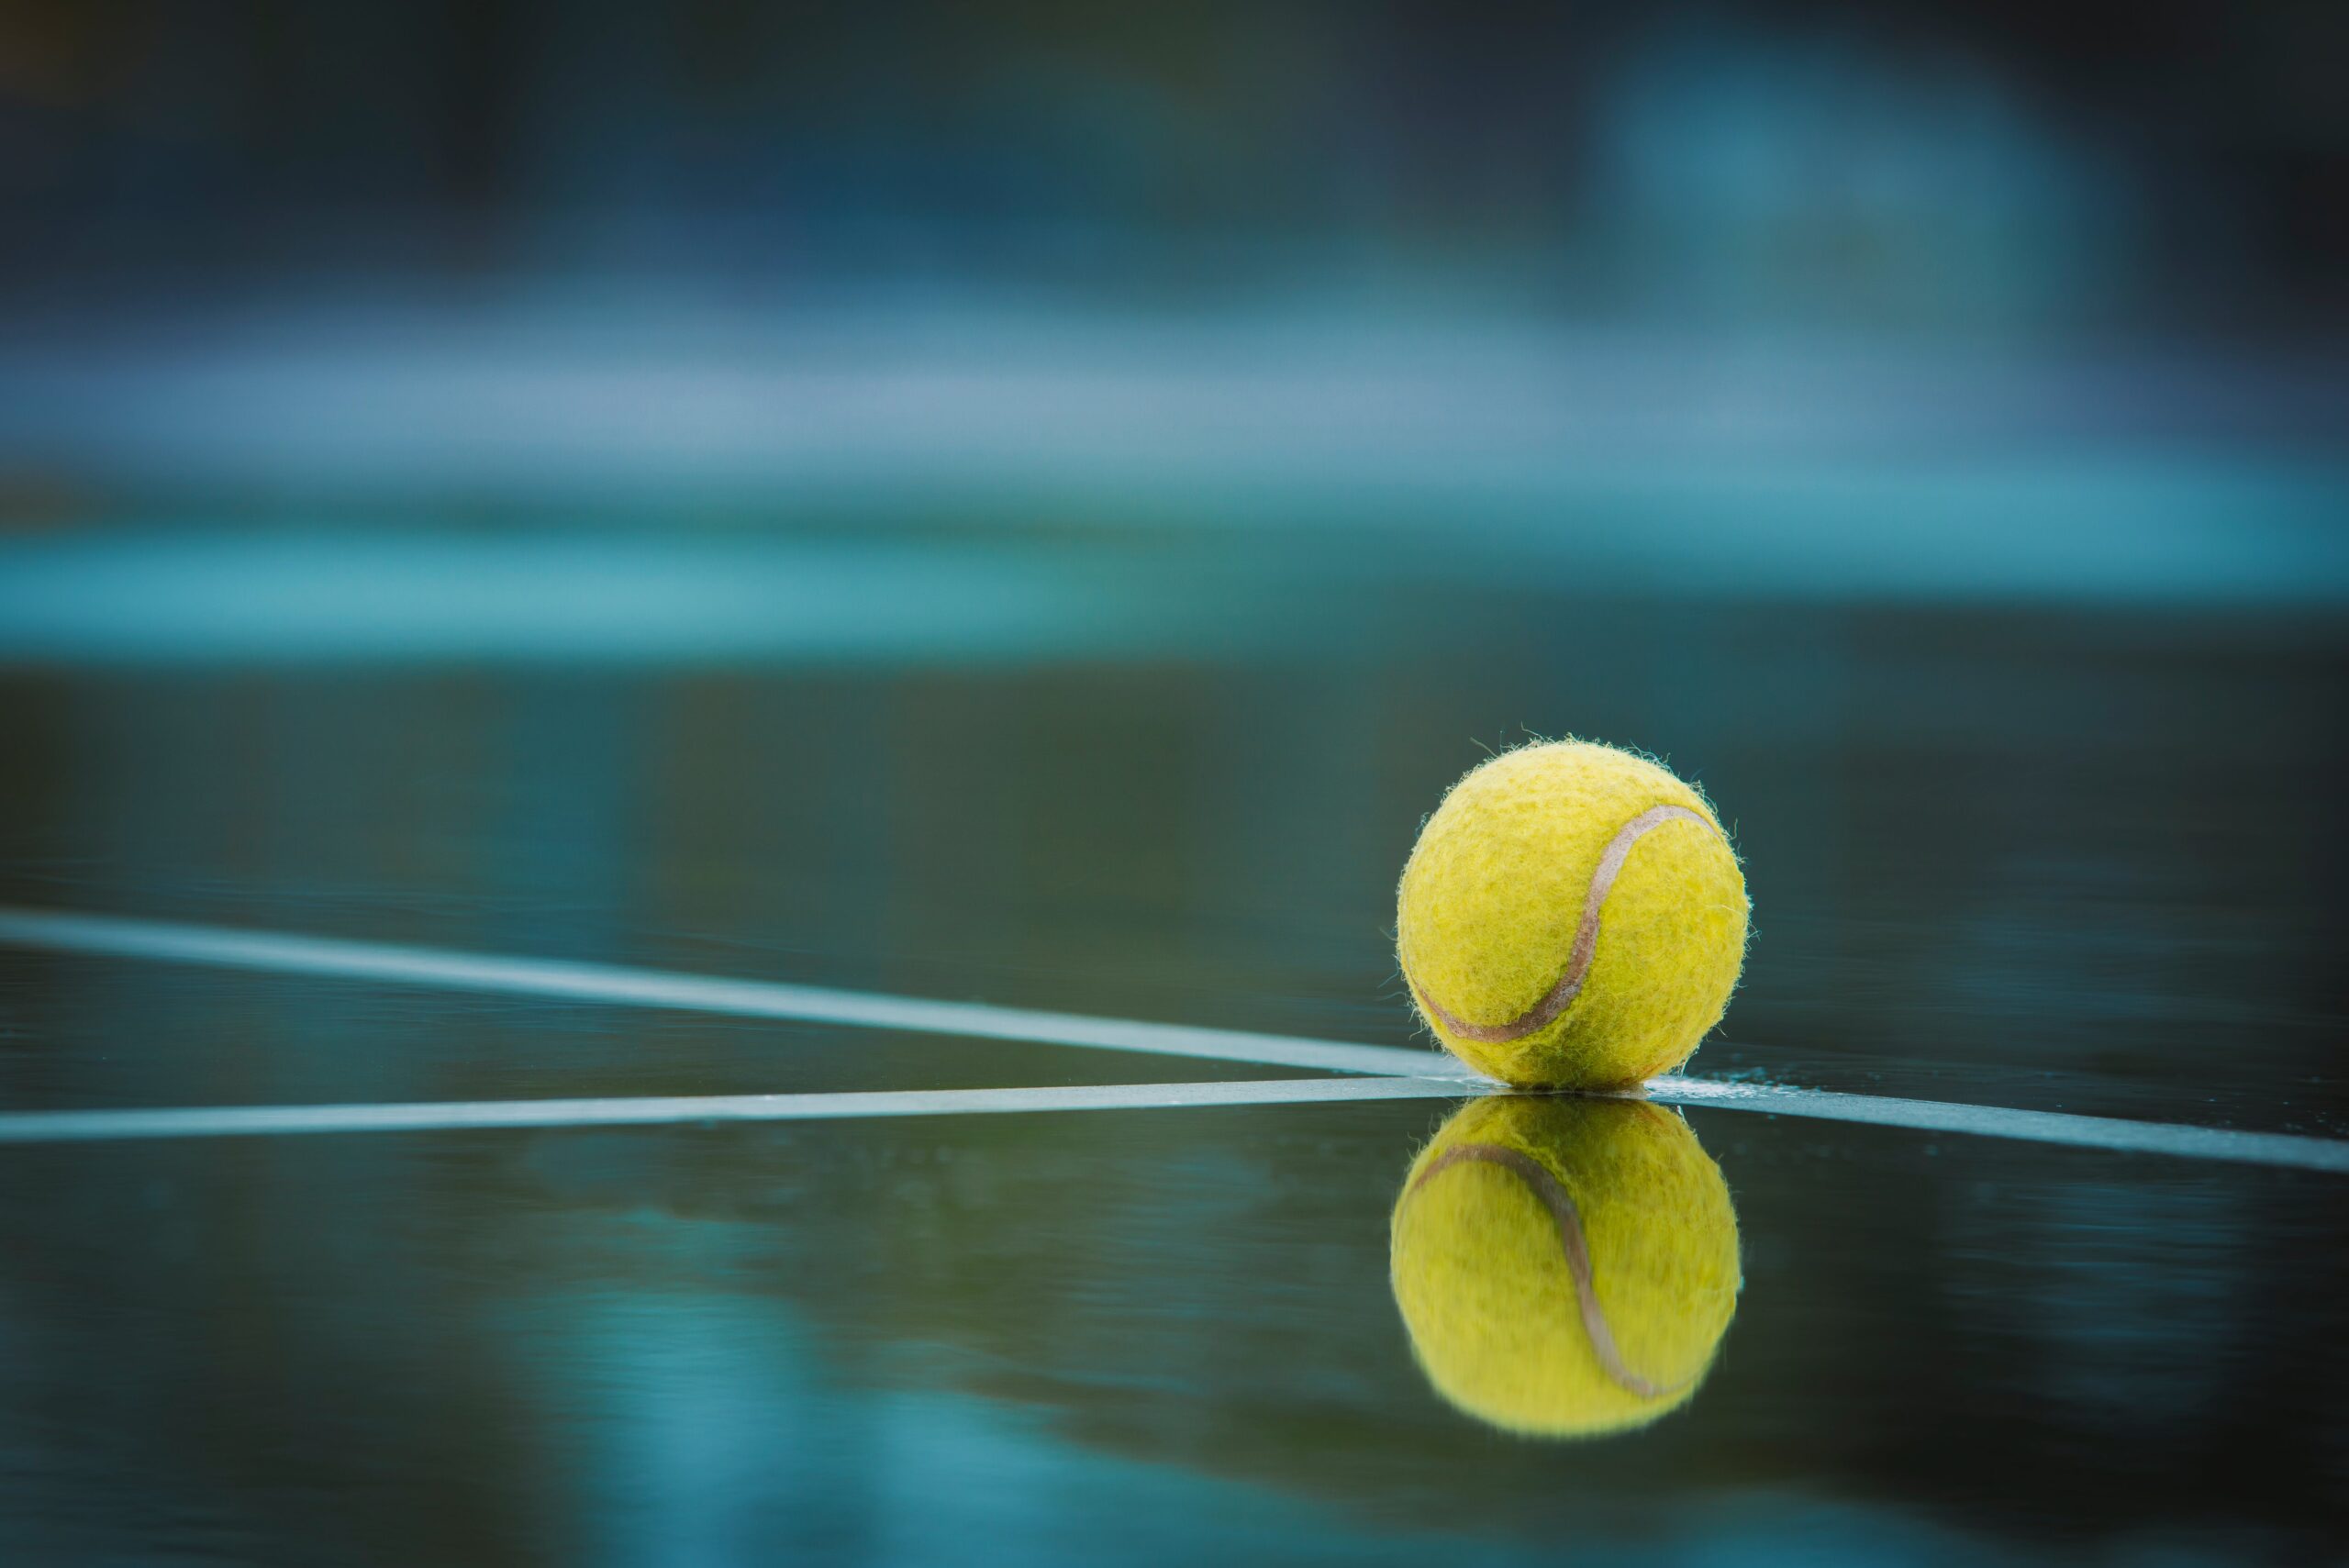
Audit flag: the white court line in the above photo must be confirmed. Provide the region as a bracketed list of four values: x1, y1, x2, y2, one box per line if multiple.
[0, 1073, 2340, 1171]
[0, 1075, 1485, 1144]
[0, 906, 1453, 1080]
[1637, 1078, 2349, 1174]
[1, 905, 2344, 1173]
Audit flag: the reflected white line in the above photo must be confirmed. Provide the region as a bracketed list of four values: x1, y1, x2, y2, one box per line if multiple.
[0, 906, 1456, 1080]
[0, 1076, 1484, 1144]
[1, 906, 2343, 1172]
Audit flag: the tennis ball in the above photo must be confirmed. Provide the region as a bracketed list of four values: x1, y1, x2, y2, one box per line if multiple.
[1397, 739, 1748, 1088]
[1389, 1095, 1742, 1439]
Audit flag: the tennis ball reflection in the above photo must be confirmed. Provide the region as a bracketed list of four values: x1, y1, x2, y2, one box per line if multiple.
[1389, 1096, 1742, 1438]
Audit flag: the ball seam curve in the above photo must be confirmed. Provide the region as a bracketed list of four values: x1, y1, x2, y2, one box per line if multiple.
[1407, 1140, 1690, 1401]
[1407, 804, 1720, 1045]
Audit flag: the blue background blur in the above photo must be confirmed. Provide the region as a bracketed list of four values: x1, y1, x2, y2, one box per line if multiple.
[4, 1, 2346, 325]
[4, 9, 2349, 1568]
[0, 1, 2343, 593]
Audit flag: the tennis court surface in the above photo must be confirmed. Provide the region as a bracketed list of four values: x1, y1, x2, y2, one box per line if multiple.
[1, 499, 2343, 1565]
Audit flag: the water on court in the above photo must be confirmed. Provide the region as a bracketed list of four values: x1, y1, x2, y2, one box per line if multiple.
[1, 505, 2343, 1564]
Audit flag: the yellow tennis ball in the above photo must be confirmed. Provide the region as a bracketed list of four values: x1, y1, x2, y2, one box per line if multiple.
[1397, 739, 1749, 1088]
[1389, 1095, 1742, 1439]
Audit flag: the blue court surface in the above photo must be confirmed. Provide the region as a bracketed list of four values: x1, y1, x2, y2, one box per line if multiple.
[0, 400, 2343, 1563]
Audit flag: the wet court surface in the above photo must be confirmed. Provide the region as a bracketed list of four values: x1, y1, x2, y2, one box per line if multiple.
[1, 542, 2345, 1564]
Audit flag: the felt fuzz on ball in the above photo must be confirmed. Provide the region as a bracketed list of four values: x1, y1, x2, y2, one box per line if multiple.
[1389, 1095, 1742, 1439]
[1397, 739, 1749, 1088]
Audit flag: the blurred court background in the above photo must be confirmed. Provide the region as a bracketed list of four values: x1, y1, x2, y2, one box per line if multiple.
[1, 4, 2346, 1565]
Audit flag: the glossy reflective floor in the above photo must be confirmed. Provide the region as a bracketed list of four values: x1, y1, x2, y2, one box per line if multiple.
[1, 521, 2345, 1565]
